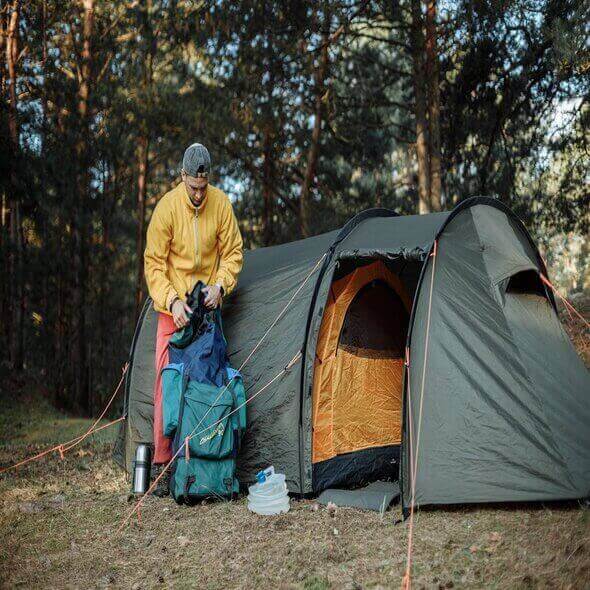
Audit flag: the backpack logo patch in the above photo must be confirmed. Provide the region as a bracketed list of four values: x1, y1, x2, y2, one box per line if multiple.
[199, 422, 225, 446]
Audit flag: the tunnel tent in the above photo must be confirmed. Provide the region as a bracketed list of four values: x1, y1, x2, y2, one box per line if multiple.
[114, 197, 590, 512]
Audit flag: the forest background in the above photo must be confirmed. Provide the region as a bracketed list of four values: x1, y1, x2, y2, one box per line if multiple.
[1, 0, 588, 414]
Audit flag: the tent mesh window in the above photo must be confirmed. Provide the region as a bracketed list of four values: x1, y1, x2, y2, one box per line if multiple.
[339, 280, 408, 357]
[506, 269, 546, 297]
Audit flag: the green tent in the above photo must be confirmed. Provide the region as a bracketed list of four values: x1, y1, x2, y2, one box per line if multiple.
[114, 197, 590, 511]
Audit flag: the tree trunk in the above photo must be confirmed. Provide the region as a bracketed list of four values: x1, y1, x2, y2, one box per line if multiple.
[135, 134, 149, 315]
[72, 0, 94, 412]
[261, 7, 275, 246]
[410, 0, 431, 214]
[6, 0, 24, 370]
[14, 204, 24, 371]
[300, 9, 330, 238]
[40, 0, 48, 140]
[425, 0, 442, 211]
[261, 127, 275, 246]
[0, 3, 7, 96]
[100, 161, 116, 390]
[54, 107, 67, 407]
[135, 0, 155, 318]
[0, 3, 6, 354]
[39, 0, 50, 374]
[6, 1, 18, 146]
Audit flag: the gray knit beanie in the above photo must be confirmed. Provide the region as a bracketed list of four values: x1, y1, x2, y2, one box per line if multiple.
[182, 143, 211, 178]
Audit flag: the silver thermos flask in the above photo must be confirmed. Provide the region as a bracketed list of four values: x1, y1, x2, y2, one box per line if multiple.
[132, 444, 152, 495]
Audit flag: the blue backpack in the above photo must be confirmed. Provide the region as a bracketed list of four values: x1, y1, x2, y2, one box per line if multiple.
[162, 294, 246, 503]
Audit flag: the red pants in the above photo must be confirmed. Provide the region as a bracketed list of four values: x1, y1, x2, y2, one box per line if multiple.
[153, 312, 176, 464]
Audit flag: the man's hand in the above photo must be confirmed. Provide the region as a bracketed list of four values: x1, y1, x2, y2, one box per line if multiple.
[203, 284, 223, 309]
[171, 298, 192, 329]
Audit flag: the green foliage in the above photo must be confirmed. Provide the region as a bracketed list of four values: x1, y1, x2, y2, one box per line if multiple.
[438, 0, 589, 236]
[1, 0, 586, 409]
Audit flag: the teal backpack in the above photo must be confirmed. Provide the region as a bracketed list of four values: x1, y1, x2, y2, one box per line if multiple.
[162, 365, 246, 502]
[161, 302, 247, 503]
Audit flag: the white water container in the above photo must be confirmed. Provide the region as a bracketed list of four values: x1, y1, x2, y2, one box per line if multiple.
[247, 495, 290, 515]
[248, 474, 286, 498]
[247, 466, 290, 515]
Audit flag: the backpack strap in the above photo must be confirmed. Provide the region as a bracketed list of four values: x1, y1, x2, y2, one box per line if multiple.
[185, 474, 196, 500]
[223, 477, 233, 494]
[226, 379, 242, 454]
[171, 369, 190, 462]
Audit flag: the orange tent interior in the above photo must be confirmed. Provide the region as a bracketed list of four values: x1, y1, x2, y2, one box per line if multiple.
[312, 260, 411, 471]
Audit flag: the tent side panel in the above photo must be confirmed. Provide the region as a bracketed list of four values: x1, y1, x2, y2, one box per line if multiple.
[123, 301, 159, 472]
[404, 206, 589, 508]
[224, 256, 322, 493]
[234, 367, 302, 491]
[473, 204, 590, 492]
[499, 268, 590, 496]
[113, 297, 152, 470]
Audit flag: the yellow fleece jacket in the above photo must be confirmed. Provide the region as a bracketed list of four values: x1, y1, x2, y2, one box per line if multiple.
[144, 182, 243, 314]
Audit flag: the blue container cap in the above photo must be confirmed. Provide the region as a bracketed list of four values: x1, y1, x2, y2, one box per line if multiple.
[256, 466, 274, 484]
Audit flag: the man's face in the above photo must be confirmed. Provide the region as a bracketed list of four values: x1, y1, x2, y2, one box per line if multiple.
[182, 170, 208, 205]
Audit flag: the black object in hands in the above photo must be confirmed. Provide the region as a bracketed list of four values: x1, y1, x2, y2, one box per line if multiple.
[185, 280, 207, 331]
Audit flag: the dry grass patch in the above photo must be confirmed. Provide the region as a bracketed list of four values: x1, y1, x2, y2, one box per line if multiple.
[1, 442, 589, 589]
[1, 294, 589, 589]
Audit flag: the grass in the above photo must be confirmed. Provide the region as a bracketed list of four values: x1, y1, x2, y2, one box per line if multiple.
[0, 381, 115, 449]
[0, 302, 589, 589]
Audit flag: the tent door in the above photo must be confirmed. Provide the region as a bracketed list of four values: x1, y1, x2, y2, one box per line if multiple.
[312, 261, 410, 492]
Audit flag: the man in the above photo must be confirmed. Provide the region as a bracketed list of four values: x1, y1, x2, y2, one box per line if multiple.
[144, 143, 243, 481]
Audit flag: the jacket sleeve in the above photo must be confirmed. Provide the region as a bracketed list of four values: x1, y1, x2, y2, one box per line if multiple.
[144, 202, 179, 312]
[214, 198, 244, 296]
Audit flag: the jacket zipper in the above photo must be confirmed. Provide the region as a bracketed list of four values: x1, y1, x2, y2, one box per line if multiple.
[193, 210, 199, 279]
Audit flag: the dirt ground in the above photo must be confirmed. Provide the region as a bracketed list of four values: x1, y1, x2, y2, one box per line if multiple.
[0, 300, 589, 589]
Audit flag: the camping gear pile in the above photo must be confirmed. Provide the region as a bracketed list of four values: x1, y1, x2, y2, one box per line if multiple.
[247, 466, 290, 515]
[162, 281, 246, 503]
[115, 197, 590, 513]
